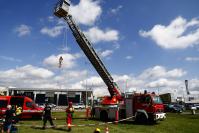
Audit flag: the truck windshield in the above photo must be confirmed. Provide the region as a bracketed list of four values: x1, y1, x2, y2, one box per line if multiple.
[153, 96, 162, 104]
[26, 102, 36, 108]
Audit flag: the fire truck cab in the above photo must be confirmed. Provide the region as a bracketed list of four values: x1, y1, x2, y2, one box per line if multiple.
[126, 92, 166, 122]
[0, 96, 43, 119]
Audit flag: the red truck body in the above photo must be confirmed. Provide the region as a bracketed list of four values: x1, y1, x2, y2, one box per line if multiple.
[94, 92, 166, 122]
[0, 96, 43, 119]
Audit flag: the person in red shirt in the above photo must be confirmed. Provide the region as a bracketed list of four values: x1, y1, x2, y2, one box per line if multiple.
[66, 102, 74, 131]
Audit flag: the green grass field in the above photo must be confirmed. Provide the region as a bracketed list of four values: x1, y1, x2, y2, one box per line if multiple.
[12, 111, 199, 133]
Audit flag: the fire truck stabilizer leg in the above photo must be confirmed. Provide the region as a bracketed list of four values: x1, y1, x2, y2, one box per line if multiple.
[115, 109, 119, 124]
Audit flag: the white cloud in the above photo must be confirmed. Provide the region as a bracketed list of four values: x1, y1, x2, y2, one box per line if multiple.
[139, 16, 199, 49]
[0, 65, 54, 80]
[15, 24, 31, 37]
[84, 26, 119, 43]
[113, 43, 120, 49]
[113, 74, 144, 92]
[86, 76, 104, 87]
[58, 45, 71, 52]
[125, 56, 133, 60]
[43, 53, 80, 69]
[40, 25, 65, 37]
[99, 50, 113, 58]
[0, 63, 198, 97]
[185, 57, 199, 62]
[138, 66, 186, 79]
[70, 0, 102, 25]
[110, 5, 123, 14]
[70, 76, 107, 97]
[0, 56, 22, 62]
[146, 78, 181, 88]
[48, 16, 55, 22]
[190, 79, 199, 91]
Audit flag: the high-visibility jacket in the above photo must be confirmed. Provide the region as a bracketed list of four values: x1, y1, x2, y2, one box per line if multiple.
[16, 107, 22, 116]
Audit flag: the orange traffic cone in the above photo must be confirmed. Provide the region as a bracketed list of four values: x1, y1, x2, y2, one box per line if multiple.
[105, 126, 109, 133]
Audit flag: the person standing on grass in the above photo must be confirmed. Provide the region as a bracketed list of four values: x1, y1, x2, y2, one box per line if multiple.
[15, 105, 22, 123]
[1, 105, 15, 133]
[66, 102, 74, 131]
[42, 103, 55, 129]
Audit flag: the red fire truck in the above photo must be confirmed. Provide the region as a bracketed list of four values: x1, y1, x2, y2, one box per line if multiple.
[54, 0, 166, 123]
[0, 96, 43, 119]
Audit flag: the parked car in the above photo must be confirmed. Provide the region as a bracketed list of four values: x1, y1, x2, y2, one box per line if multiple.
[164, 104, 184, 113]
[37, 103, 45, 108]
[193, 104, 199, 109]
[37, 103, 56, 108]
[73, 103, 85, 110]
[48, 103, 56, 108]
[172, 104, 184, 113]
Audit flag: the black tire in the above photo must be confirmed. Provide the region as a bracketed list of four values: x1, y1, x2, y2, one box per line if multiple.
[135, 112, 147, 124]
[148, 114, 157, 124]
[100, 110, 108, 122]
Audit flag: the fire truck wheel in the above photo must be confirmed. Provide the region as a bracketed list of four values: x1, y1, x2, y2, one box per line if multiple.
[148, 114, 156, 124]
[100, 110, 108, 122]
[135, 112, 147, 124]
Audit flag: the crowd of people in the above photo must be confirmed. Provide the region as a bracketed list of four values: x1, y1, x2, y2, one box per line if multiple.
[1, 102, 101, 133]
[1, 105, 22, 133]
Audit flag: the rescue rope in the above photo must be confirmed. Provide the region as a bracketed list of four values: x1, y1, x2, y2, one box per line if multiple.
[0, 116, 135, 128]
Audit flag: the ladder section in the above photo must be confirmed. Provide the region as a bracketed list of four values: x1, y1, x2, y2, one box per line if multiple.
[64, 15, 115, 92]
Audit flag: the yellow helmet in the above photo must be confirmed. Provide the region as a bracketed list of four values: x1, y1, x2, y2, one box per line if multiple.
[95, 128, 100, 132]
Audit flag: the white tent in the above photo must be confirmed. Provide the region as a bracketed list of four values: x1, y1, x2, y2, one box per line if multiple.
[186, 100, 199, 104]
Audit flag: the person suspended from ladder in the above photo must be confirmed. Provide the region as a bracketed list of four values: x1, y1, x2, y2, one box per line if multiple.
[59, 56, 63, 68]
[66, 102, 74, 131]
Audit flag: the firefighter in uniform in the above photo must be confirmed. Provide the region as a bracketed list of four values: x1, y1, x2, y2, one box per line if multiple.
[42, 103, 55, 129]
[15, 105, 22, 123]
[66, 102, 74, 131]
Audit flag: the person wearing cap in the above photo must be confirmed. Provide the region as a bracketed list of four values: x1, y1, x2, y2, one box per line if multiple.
[94, 128, 101, 133]
[42, 103, 55, 129]
[1, 105, 16, 133]
[66, 102, 74, 131]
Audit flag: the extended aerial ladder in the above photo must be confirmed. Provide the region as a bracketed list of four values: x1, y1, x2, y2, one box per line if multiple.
[54, 0, 123, 105]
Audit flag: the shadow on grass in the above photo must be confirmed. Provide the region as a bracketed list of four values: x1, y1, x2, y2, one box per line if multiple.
[53, 127, 71, 132]
[31, 126, 71, 132]
[119, 120, 160, 126]
[87, 118, 160, 126]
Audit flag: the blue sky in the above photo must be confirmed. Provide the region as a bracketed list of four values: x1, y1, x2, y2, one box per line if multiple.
[0, 0, 199, 97]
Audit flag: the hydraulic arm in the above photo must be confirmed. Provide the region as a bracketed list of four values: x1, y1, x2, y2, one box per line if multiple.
[54, 0, 123, 104]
